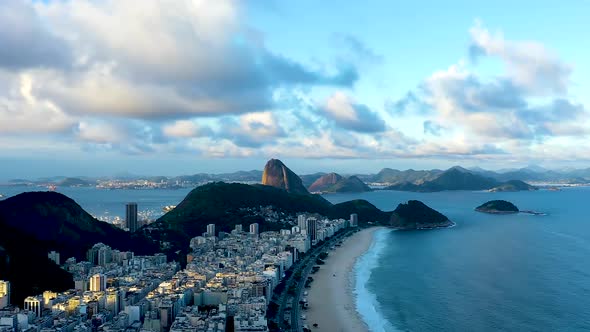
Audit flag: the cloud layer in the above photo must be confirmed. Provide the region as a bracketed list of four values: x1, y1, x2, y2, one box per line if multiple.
[0, 2, 588, 165]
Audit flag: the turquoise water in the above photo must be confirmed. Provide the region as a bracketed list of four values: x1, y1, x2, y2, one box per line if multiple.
[325, 188, 590, 331]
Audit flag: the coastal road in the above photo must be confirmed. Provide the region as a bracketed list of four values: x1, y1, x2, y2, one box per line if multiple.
[291, 229, 355, 332]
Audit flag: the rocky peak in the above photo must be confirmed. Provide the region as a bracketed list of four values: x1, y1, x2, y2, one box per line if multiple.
[308, 172, 343, 192]
[261, 159, 309, 195]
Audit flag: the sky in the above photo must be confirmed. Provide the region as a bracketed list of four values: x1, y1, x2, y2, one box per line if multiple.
[1, 0, 590, 178]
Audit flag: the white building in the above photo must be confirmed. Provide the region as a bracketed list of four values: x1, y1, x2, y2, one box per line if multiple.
[48, 251, 60, 265]
[249, 223, 259, 236]
[297, 215, 307, 230]
[207, 224, 216, 237]
[89, 274, 107, 292]
[24, 296, 43, 317]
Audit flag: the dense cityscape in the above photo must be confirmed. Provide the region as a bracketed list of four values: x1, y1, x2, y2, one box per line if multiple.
[0, 200, 360, 332]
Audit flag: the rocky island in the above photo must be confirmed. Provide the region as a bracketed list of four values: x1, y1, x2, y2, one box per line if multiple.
[475, 200, 519, 214]
[389, 200, 454, 229]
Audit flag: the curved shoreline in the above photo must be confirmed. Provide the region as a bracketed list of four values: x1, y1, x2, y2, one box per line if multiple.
[353, 228, 399, 332]
[305, 227, 383, 331]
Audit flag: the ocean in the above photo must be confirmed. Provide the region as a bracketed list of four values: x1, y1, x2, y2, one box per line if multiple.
[3, 185, 590, 330]
[325, 187, 590, 331]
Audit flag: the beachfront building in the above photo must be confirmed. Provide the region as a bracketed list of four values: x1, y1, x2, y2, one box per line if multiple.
[306, 218, 317, 242]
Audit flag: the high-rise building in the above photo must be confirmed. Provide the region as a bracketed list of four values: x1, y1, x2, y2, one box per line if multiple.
[42, 291, 57, 309]
[24, 296, 42, 317]
[350, 213, 358, 227]
[89, 274, 107, 292]
[98, 246, 112, 266]
[126, 203, 138, 232]
[249, 223, 259, 236]
[48, 251, 60, 265]
[235, 224, 243, 232]
[306, 218, 317, 241]
[106, 288, 122, 314]
[297, 215, 307, 230]
[207, 224, 216, 237]
[0, 280, 9, 309]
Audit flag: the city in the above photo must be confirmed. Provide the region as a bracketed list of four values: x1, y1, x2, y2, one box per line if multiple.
[0, 201, 360, 332]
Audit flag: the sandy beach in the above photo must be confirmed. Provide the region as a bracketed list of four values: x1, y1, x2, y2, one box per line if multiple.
[305, 227, 381, 332]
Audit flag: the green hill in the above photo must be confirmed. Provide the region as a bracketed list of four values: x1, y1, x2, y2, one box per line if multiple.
[389, 200, 454, 229]
[489, 180, 538, 192]
[387, 167, 500, 192]
[151, 182, 390, 264]
[0, 192, 158, 305]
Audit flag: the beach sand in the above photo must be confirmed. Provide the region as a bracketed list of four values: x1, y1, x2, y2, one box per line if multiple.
[305, 227, 381, 332]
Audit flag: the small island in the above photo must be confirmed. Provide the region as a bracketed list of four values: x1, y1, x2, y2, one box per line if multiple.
[390, 200, 455, 229]
[475, 200, 519, 214]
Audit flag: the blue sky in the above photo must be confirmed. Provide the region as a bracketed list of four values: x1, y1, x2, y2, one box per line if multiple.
[1, 0, 589, 179]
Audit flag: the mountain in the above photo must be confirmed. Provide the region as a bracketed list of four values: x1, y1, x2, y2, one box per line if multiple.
[475, 200, 519, 214]
[371, 168, 442, 184]
[325, 176, 372, 193]
[152, 182, 388, 265]
[386, 167, 500, 192]
[330, 199, 390, 222]
[172, 170, 263, 184]
[261, 159, 309, 194]
[216, 170, 263, 182]
[308, 173, 343, 192]
[56, 177, 95, 187]
[0, 192, 158, 305]
[489, 180, 538, 192]
[389, 200, 454, 229]
[300, 173, 327, 188]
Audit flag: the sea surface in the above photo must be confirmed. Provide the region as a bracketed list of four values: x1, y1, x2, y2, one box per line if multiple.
[324, 188, 590, 332]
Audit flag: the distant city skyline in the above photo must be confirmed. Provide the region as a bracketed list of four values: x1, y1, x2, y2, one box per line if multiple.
[1, 156, 588, 181]
[2, 0, 590, 177]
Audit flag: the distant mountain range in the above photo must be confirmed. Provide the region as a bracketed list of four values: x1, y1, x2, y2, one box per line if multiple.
[5, 164, 589, 188]
[384, 166, 541, 192]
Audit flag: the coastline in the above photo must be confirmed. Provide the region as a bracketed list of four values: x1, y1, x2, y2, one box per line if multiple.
[305, 227, 383, 332]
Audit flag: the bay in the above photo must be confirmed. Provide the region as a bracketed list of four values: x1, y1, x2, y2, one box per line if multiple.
[324, 188, 590, 331]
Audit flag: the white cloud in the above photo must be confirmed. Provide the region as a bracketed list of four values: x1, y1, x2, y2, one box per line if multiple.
[163, 120, 207, 138]
[322, 91, 386, 132]
[469, 20, 572, 95]
[76, 121, 128, 144]
[219, 112, 286, 147]
[0, 72, 75, 134]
